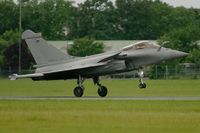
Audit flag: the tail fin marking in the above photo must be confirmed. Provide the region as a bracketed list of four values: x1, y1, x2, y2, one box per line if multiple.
[22, 30, 71, 65]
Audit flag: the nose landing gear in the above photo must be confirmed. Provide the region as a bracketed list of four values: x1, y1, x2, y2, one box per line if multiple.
[138, 68, 147, 89]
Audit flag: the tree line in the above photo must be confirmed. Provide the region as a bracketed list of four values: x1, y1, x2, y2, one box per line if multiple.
[0, 0, 200, 72]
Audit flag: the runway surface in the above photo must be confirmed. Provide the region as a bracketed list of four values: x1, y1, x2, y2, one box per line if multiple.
[0, 96, 200, 101]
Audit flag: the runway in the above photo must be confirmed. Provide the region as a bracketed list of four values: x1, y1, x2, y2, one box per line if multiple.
[0, 96, 200, 101]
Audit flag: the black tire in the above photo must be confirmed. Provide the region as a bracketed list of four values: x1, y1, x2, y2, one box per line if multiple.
[142, 83, 146, 88]
[98, 86, 108, 97]
[138, 83, 146, 89]
[74, 86, 84, 97]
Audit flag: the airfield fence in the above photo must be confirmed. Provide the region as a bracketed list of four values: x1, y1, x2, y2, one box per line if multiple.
[0, 65, 200, 79]
[111, 65, 200, 79]
[150, 65, 200, 79]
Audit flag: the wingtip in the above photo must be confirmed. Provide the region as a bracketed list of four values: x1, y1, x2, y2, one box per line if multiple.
[8, 74, 18, 80]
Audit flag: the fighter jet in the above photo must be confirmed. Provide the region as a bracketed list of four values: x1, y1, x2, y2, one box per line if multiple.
[9, 30, 188, 97]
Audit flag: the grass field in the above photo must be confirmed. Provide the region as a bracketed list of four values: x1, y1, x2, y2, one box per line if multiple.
[0, 79, 200, 97]
[0, 79, 200, 133]
[0, 100, 200, 133]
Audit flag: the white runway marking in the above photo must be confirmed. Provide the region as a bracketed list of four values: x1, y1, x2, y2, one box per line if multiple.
[0, 96, 200, 101]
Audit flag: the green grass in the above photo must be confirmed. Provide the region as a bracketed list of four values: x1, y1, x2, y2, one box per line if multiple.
[0, 79, 200, 97]
[0, 100, 200, 133]
[0, 79, 200, 133]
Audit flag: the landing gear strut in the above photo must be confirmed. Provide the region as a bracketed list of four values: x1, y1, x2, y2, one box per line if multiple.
[93, 76, 108, 97]
[73, 75, 85, 97]
[138, 67, 146, 89]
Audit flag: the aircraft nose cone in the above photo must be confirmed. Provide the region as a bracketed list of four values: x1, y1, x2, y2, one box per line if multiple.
[171, 50, 188, 59]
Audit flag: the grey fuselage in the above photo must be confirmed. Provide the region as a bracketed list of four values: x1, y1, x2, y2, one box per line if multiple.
[33, 46, 187, 80]
[9, 30, 188, 85]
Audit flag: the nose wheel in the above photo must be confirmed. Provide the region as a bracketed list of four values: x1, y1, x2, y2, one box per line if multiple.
[138, 67, 147, 89]
[138, 83, 146, 89]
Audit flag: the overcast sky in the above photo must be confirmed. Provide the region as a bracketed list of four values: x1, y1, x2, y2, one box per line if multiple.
[74, 0, 200, 8]
[161, 0, 200, 8]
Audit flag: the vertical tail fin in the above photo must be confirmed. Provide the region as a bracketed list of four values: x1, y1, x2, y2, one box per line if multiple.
[22, 30, 71, 65]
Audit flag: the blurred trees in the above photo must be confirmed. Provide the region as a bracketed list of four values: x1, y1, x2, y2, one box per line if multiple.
[0, 30, 34, 71]
[3, 41, 34, 72]
[22, 0, 73, 40]
[0, 0, 18, 35]
[1, 0, 199, 41]
[0, 0, 200, 70]
[67, 37, 104, 57]
[67, 0, 117, 39]
[0, 30, 20, 66]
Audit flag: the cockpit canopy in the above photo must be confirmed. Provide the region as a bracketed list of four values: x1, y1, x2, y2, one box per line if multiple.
[122, 41, 159, 51]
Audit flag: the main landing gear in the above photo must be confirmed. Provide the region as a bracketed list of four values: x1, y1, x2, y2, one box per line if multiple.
[73, 75, 85, 97]
[93, 76, 108, 97]
[73, 75, 108, 97]
[138, 67, 146, 89]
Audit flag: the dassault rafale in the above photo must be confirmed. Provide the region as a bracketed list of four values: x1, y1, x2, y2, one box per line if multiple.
[9, 30, 188, 97]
